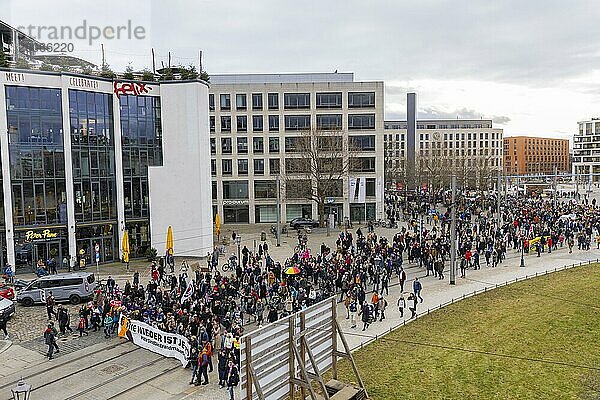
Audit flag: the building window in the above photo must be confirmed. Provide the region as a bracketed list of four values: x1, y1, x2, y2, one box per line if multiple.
[220, 94, 230, 110]
[237, 137, 248, 154]
[210, 116, 215, 132]
[285, 136, 310, 152]
[221, 159, 232, 175]
[350, 157, 376, 172]
[286, 179, 312, 199]
[237, 159, 248, 175]
[348, 114, 375, 130]
[7, 86, 68, 228]
[221, 116, 231, 132]
[284, 93, 310, 109]
[223, 205, 249, 223]
[269, 115, 279, 131]
[269, 158, 280, 174]
[285, 115, 311, 131]
[221, 138, 232, 154]
[210, 138, 216, 154]
[209, 94, 215, 111]
[255, 205, 277, 223]
[254, 159, 265, 175]
[269, 137, 279, 153]
[211, 159, 217, 176]
[316, 92, 342, 108]
[236, 94, 247, 110]
[348, 92, 375, 108]
[237, 115, 247, 132]
[253, 137, 264, 153]
[254, 180, 276, 198]
[316, 114, 342, 130]
[212, 181, 217, 200]
[286, 204, 312, 221]
[350, 135, 376, 151]
[252, 115, 263, 132]
[268, 93, 279, 110]
[252, 93, 263, 110]
[222, 181, 248, 199]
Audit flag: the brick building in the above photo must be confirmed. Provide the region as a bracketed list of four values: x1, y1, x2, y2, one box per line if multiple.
[503, 136, 570, 175]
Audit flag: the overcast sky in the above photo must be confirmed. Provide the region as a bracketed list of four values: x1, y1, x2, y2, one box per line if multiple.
[5, 0, 600, 138]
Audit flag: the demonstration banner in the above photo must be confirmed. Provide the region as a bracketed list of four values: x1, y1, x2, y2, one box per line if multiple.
[118, 315, 190, 366]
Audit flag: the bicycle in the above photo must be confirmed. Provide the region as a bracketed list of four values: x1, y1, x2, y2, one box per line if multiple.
[222, 258, 238, 273]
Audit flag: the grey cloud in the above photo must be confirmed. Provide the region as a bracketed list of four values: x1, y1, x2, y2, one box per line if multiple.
[492, 116, 511, 125]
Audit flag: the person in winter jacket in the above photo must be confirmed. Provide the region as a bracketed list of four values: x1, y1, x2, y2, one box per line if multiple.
[44, 322, 59, 360]
[227, 358, 240, 400]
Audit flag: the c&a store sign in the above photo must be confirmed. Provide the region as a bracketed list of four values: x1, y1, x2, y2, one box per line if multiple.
[25, 229, 59, 242]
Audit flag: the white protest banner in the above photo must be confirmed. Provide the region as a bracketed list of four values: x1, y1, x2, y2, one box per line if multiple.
[118, 315, 190, 366]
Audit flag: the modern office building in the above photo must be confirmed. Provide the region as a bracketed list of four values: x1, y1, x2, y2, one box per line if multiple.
[384, 118, 503, 189]
[0, 69, 213, 271]
[503, 136, 570, 175]
[209, 73, 385, 225]
[572, 118, 600, 181]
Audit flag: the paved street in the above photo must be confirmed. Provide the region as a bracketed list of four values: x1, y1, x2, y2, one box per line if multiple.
[1, 222, 598, 399]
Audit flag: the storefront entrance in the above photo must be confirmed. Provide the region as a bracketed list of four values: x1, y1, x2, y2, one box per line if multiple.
[76, 224, 117, 267]
[14, 228, 68, 272]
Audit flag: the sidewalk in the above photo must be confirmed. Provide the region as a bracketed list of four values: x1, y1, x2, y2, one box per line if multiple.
[335, 244, 600, 351]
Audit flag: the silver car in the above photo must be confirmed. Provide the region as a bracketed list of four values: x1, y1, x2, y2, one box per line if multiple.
[17, 272, 97, 306]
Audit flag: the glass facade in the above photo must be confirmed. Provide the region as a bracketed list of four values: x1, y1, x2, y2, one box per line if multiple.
[120, 94, 162, 259]
[69, 89, 118, 264]
[6, 86, 68, 270]
[120, 95, 163, 220]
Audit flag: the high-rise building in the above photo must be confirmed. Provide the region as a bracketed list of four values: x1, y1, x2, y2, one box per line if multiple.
[572, 118, 600, 181]
[0, 69, 213, 271]
[209, 73, 385, 225]
[503, 136, 570, 175]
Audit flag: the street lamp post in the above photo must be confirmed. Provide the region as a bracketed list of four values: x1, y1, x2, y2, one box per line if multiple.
[11, 378, 31, 400]
[520, 229, 525, 268]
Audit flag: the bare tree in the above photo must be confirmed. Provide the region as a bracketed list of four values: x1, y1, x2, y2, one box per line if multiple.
[284, 129, 359, 226]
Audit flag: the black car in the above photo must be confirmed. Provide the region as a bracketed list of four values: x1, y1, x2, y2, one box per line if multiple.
[290, 217, 319, 230]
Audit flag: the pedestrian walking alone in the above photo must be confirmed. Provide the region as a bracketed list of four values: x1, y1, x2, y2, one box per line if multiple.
[44, 323, 59, 360]
[413, 278, 423, 303]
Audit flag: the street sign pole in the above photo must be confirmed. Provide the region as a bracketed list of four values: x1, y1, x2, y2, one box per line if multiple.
[94, 243, 100, 282]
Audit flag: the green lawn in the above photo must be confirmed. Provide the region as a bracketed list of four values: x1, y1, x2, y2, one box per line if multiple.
[336, 264, 600, 400]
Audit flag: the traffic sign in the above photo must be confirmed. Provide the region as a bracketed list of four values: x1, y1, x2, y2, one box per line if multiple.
[95, 252, 100, 262]
[94, 243, 100, 252]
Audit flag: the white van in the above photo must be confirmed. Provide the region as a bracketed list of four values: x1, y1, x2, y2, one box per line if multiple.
[17, 272, 96, 306]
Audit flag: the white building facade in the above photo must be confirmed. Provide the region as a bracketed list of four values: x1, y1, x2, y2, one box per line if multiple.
[572, 118, 600, 181]
[0, 69, 213, 272]
[209, 73, 385, 225]
[384, 119, 503, 189]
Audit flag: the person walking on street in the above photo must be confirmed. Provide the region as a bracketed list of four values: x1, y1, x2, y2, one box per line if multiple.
[196, 347, 209, 385]
[77, 315, 88, 337]
[0, 313, 8, 339]
[397, 294, 406, 318]
[349, 298, 358, 328]
[227, 358, 240, 400]
[399, 266, 407, 293]
[408, 293, 418, 319]
[359, 301, 372, 331]
[413, 278, 423, 303]
[44, 322, 59, 360]
[104, 313, 113, 338]
[57, 306, 73, 335]
[46, 291, 56, 320]
[378, 296, 388, 321]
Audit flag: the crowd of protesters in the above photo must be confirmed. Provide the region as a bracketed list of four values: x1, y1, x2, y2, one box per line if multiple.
[33, 186, 600, 399]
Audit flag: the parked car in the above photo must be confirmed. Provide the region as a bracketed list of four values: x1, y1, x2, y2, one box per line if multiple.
[0, 284, 15, 300]
[17, 272, 96, 306]
[0, 297, 15, 320]
[290, 217, 319, 230]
